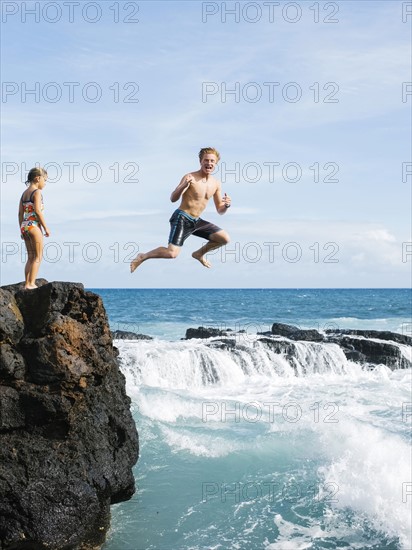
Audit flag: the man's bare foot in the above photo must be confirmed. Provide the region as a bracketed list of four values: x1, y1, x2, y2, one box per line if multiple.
[24, 284, 38, 290]
[192, 251, 212, 268]
[130, 253, 145, 273]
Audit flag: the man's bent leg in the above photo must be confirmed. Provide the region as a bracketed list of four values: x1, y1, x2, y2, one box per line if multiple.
[192, 230, 230, 268]
[130, 243, 180, 273]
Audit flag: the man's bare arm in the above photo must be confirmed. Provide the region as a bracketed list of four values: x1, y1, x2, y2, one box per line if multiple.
[170, 174, 194, 202]
[213, 183, 231, 214]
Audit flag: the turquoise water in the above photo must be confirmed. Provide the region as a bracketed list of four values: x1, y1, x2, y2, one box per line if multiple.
[94, 289, 412, 550]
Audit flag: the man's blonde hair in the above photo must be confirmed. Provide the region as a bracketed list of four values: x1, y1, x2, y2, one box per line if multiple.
[199, 147, 220, 163]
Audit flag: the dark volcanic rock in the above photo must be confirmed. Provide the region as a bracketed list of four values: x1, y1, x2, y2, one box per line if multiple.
[188, 323, 411, 372]
[258, 337, 297, 356]
[327, 334, 410, 369]
[271, 323, 324, 342]
[206, 338, 237, 350]
[111, 329, 152, 340]
[0, 280, 139, 550]
[325, 329, 411, 346]
[185, 326, 233, 339]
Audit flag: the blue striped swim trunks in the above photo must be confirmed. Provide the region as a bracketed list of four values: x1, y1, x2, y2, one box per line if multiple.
[168, 209, 222, 247]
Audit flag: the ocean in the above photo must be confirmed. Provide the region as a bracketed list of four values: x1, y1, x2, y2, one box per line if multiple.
[94, 288, 412, 550]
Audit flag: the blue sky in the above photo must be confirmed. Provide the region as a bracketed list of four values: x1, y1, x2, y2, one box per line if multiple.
[1, 0, 411, 288]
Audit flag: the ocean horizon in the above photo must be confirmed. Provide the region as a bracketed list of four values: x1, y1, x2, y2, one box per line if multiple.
[91, 287, 411, 341]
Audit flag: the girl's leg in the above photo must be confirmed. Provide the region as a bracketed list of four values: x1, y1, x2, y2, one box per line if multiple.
[23, 233, 34, 287]
[23, 237, 31, 284]
[23, 227, 43, 288]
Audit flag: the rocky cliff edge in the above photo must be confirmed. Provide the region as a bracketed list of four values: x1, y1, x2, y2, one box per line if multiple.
[0, 280, 139, 550]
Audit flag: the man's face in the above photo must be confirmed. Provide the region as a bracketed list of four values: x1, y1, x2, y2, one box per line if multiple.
[200, 153, 218, 175]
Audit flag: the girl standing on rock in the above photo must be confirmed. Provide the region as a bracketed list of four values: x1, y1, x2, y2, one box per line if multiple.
[19, 167, 50, 289]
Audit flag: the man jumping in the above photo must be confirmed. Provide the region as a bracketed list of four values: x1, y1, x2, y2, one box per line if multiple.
[130, 147, 231, 272]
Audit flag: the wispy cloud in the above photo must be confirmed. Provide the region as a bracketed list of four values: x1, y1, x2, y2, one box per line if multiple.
[1, 1, 410, 287]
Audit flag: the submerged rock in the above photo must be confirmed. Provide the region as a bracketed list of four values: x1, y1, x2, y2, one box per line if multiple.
[326, 334, 411, 369]
[325, 328, 411, 346]
[0, 280, 139, 550]
[184, 322, 411, 371]
[271, 323, 324, 342]
[185, 326, 233, 339]
[111, 329, 153, 340]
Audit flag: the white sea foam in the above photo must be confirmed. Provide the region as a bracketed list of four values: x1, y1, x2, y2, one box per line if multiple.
[115, 337, 412, 548]
[115, 336, 353, 391]
[318, 419, 412, 549]
[265, 514, 323, 549]
[159, 425, 246, 458]
[327, 317, 410, 334]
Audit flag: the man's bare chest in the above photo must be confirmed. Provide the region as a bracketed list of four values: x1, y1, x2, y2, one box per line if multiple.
[190, 181, 216, 201]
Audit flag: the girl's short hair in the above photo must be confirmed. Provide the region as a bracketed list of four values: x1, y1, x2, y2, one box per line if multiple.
[25, 167, 48, 185]
[199, 147, 220, 163]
